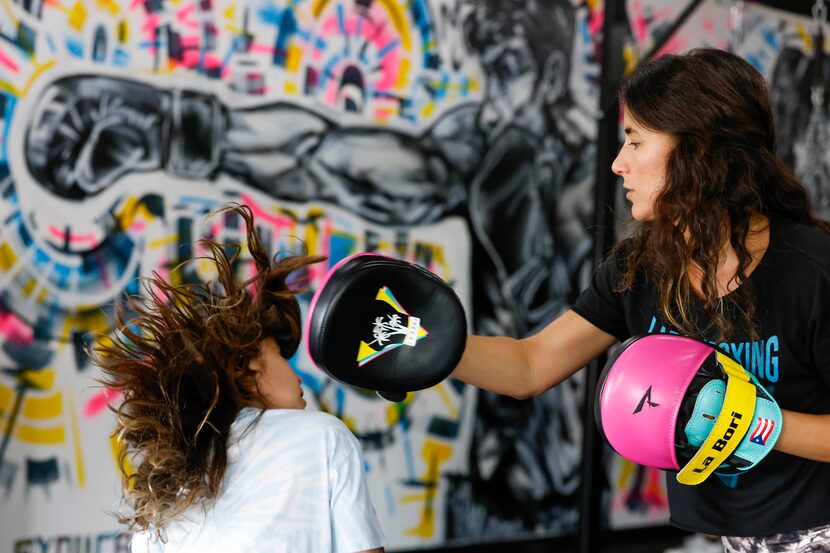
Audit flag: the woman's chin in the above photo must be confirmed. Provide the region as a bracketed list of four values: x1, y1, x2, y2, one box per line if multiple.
[629, 205, 655, 222]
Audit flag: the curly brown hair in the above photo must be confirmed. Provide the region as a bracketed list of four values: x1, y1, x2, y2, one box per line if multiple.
[92, 204, 324, 536]
[617, 48, 830, 341]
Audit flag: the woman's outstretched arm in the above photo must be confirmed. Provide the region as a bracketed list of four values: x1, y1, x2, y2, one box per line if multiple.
[452, 310, 618, 399]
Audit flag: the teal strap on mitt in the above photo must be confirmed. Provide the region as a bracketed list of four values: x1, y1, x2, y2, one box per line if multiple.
[684, 374, 782, 475]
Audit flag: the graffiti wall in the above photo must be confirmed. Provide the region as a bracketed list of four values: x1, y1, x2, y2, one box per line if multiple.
[0, 0, 606, 550]
[4, 0, 823, 548]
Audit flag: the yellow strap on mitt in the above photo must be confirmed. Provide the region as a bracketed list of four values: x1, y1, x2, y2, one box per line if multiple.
[676, 352, 756, 485]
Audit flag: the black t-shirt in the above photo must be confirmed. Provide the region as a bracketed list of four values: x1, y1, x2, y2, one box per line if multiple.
[572, 216, 830, 537]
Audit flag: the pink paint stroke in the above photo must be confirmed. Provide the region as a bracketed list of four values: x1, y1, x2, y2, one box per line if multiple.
[84, 388, 123, 418]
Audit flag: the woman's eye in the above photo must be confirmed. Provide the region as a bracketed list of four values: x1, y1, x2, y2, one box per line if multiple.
[628, 142, 639, 149]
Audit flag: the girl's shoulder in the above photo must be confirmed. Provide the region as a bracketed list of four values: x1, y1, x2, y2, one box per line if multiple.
[243, 408, 353, 441]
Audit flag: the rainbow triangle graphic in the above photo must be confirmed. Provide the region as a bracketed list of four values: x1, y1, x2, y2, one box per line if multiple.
[357, 286, 429, 366]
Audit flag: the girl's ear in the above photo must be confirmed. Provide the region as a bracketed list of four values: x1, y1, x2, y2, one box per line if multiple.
[248, 354, 262, 378]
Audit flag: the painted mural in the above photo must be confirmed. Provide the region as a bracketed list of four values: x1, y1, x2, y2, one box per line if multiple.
[5, 0, 821, 548]
[0, 0, 605, 550]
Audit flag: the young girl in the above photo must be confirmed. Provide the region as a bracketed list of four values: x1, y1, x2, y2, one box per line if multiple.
[453, 48, 830, 552]
[94, 204, 386, 553]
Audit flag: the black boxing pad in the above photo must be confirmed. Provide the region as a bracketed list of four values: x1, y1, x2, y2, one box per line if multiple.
[305, 253, 466, 401]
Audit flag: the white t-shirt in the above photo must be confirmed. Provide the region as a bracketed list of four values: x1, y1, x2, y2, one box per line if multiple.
[131, 408, 386, 553]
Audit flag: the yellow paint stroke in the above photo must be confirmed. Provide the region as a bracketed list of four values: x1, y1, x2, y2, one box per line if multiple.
[24, 60, 56, 93]
[433, 382, 457, 419]
[21, 391, 62, 419]
[117, 20, 129, 43]
[385, 392, 413, 426]
[311, 0, 327, 18]
[2, 59, 60, 103]
[16, 424, 65, 444]
[0, 384, 12, 413]
[339, 415, 357, 433]
[21, 278, 36, 297]
[616, 458, 635, 489]
[93, 333, 114, 358]
[148, 234, 179, 249]
[303, 212, 318, 248]
[394, 57, 411, 89]
[95, 0, 120, 16]
[23, 368, 55, 390]
[404, 439, 452, 538]
[623, 43, 638, 76]
[385, 403, 399, 427]
[62, 309, 109, 337]
[223, 3, 235, 20]
[110, 433, 134, 487]
[0, 81, 21, 96]
[306, 207, 326, 220]
[420, 102, 435, 119]
[284, 81, 299, 95]
[116, 195, 157, 230]
[377, 0, 411, 51]
[430, 246, 449, 279]
[286, 44, 302, 73]
[0, 241, 17, 271]
[68, 393, 85, 487]
[68, 1, 88, 32]
[796, 22, 811, 51]
[197, 258, 219, 279]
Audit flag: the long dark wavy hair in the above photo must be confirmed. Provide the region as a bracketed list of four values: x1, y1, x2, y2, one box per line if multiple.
[92, 204, 323, 536]
[618, 48, 830, 340]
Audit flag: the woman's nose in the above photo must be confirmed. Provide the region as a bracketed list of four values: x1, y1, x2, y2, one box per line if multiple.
[611, 149, 626, 176]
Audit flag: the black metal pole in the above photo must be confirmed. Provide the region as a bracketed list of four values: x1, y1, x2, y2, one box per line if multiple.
[577, 0, 626, 550]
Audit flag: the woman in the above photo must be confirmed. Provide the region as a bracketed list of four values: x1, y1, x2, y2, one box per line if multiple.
[93, 204, 386, 553]
[452, 48, 830, 551]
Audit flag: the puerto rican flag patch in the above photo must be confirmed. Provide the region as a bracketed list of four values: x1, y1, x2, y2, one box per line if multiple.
[749, 417, 775, 446]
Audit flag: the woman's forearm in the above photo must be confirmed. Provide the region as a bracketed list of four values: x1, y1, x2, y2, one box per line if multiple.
[451, 311, 618, 399]
[775, 410, 830, 463]
[451, 335, 536, 399]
